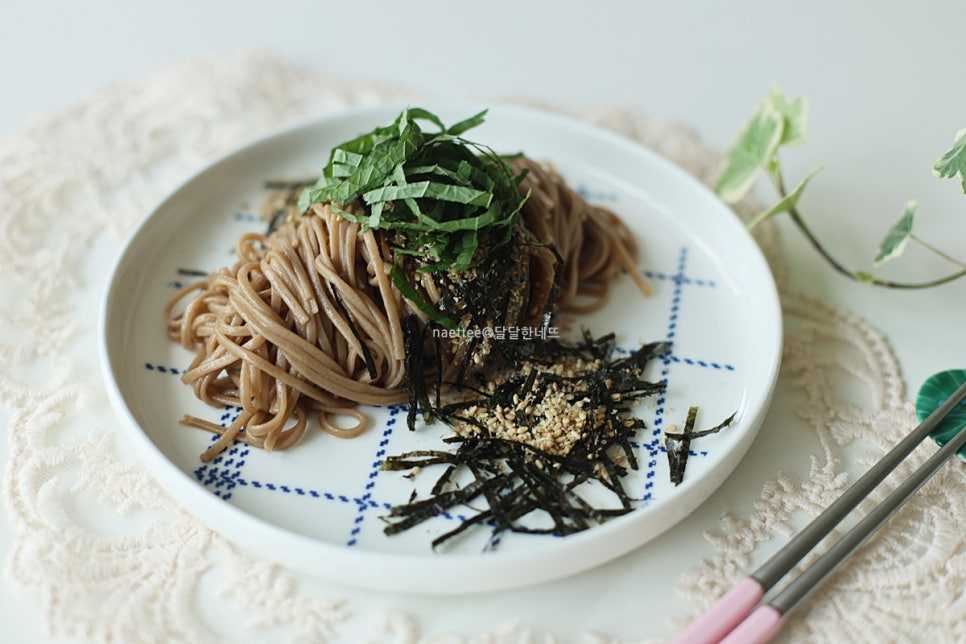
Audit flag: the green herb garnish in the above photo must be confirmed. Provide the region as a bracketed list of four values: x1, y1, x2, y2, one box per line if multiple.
[718, 84, 966, 288]
[298, 107, 529, 276]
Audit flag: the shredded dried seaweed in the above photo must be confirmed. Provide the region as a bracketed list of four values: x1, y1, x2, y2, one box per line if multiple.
[380, 333, 670, 548]
[176, 267, 209, 277]
[665, 406, 737, 486]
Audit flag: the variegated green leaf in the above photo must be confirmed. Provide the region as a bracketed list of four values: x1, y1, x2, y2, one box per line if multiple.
[873, 200, 917, 266]
[716, 100, 785, 203]
[746, 166, 823, 228]
[933, 128, 966, 193]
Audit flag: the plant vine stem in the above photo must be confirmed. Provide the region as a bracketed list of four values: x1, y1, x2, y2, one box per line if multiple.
[772, 173, 966, 289]
[910, 234, 966, 269]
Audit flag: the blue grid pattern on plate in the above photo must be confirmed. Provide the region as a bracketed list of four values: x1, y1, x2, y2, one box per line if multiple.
[634, 246, 735, 501]
[149, 203, 740, 547]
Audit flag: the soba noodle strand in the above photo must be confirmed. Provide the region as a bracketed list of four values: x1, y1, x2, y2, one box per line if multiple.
[167, 157, 649, 461]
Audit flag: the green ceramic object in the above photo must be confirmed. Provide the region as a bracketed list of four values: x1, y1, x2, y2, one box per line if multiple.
[915, 369, 966, 461]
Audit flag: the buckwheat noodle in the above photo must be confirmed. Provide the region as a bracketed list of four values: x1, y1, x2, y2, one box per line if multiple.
[166, 156, 648, 461]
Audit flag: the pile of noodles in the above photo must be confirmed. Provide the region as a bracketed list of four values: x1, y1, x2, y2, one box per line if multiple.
[166, 157, 650, 461]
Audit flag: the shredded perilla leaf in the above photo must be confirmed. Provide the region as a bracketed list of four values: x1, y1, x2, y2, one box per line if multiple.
[297, 107, 530, 328]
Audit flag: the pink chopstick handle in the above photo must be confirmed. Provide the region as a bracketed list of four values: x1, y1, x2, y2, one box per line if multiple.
[719, 604, 783, 644]
[672, 577, 765, 644]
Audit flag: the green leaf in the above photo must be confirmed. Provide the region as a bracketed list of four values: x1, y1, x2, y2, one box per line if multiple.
[452, 230, 480, 269]
[389, 263, 457, 329]
[402, 107, 446, 132]
[746, 166, 823, 228]
[716, 86, 810, 205]
[362, 181, 492, 208]
[769, 84, 809, 147]
[716, 100, 785, 203]
[330, 148, 365, 174]
[445, 109, 488, 136]
[933, 128, 966, 193]
[297, 187, 312, 212]
[431, 207, 497, 232]
[299, 106, 529, 294]
[873, 200, 917, 266]
[405, 163, 470, 185]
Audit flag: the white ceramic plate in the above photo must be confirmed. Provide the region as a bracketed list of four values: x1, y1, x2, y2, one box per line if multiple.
[100, 104, 782, 594]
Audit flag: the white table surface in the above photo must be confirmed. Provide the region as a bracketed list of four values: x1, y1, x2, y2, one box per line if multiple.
[3, 1, 966, 642]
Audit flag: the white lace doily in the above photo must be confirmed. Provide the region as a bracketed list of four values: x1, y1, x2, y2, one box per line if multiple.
[3, 51, 964, 643]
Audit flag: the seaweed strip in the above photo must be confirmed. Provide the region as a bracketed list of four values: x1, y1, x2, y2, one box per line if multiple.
[382, 478, 503, 536]
[330, 288, 377, 380]
[177, 267, 209, 277]
[264, 179, 317, 190]
[666, 406, 697, 486]
[261, 178, 317, 234]
[685, 411, 738, 439]
[665, 407, 738, 486]
[402, 314, 431, 431]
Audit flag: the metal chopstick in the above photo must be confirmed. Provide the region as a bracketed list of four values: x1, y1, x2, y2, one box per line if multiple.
[721, 399, 966, 643]
[674, 378, 966, 644]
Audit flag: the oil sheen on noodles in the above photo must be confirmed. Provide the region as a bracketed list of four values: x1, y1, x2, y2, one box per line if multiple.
[165, 156, 648, 462]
